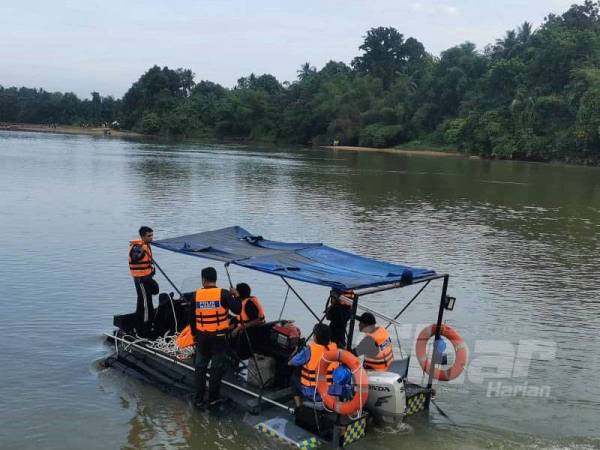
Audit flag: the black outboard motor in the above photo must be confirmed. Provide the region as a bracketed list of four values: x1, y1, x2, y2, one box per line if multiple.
[152, 293, 189, 338]
[113, 312, 137, 334]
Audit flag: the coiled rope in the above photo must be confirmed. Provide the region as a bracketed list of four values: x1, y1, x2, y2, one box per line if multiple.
[117, 332, 195, 360]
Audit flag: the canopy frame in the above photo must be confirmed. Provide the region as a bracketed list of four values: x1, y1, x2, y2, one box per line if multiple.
[152, 227, 454, 411]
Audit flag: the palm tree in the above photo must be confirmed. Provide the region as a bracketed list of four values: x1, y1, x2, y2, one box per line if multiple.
[495, 30, 518, 59]
[517, 21, 533, 44]
[297, 62, 316, 81]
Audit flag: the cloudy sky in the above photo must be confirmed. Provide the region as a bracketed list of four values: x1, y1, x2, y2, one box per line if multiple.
[1, 0, 576, 98]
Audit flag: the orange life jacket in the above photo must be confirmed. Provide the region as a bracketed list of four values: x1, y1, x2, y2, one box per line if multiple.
[300, 341, 339, 387]
[236, 296, 266, 325]
[128, 239, 153, 278]
[364, 326, 394, 371]
[176, 325, 194, 348]
[195, 287, 230, 334]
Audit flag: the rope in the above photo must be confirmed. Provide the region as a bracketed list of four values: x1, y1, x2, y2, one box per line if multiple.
[141, 332, 195, 360]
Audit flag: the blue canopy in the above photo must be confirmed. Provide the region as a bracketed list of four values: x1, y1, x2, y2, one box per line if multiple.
[153, 226, 436, 291]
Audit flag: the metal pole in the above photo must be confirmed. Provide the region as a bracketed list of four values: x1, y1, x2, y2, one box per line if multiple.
[224, 262, 234, 287]
[425, 275, 448, 409]
[354, 303, 402, 328]
[280, 277, 321, 322]
[354, 274, 444, 297]
[223, 263, 265, 401]
[385, 280, 430, 329]
[345, 294, 360, 350]
[152, 257, 183, 297]
[336, 293, 360, 449]
[301, 311, 327, 345]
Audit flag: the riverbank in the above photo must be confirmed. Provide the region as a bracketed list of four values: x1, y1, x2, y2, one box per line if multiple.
[322, 144, 462, 157]
[0, 123, 143, 138]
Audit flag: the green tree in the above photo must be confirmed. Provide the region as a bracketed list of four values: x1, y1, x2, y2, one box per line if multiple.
[352, 27, 426, 87]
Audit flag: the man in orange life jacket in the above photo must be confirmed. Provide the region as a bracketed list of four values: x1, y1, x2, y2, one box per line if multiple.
[191, 267, 241, 408]
[128, 226, 159, 337]
[229, 282, 266, 339]
[288, 323, 337, 407]
[353, 312, 394, 371]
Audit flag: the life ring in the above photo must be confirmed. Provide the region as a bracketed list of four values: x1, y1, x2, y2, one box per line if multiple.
[316, 349, 369, 416]
[415, 324, 467, 381]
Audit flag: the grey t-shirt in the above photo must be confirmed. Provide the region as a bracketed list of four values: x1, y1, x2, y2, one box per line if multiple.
[354, 325, 379, 358]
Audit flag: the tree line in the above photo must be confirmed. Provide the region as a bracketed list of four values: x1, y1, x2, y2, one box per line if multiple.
[2, 1, 600, 164]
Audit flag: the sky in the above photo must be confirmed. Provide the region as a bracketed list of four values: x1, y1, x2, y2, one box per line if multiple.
[0, 0, 577, 99]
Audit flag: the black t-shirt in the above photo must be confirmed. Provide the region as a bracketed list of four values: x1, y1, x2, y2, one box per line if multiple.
[327, 303, 352, 339]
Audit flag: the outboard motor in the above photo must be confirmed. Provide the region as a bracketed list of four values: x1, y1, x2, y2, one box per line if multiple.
[365, 372, 406, 424]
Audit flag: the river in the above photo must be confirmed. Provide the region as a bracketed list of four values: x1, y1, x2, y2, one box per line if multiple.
[0, 130, 599, 449]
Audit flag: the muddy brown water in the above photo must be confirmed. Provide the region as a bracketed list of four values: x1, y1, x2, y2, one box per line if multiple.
[1, 130, 599, 449]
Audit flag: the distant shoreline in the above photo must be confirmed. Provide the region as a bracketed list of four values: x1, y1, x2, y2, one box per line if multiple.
[322, 145, 462, 157]
[0, 123, 143, 138]
[0, 124, 466, 158]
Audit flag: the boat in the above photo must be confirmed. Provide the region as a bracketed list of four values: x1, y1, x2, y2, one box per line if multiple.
[102, 226, 464, 448]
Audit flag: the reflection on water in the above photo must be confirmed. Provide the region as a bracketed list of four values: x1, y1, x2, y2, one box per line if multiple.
[1, 131, 599, 449]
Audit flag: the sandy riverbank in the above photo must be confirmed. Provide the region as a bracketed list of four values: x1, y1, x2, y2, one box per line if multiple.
[0, 123, 143, 138]
[322, 145, 461, 157]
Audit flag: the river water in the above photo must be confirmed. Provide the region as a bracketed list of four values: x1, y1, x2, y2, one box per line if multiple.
[0, 131, 599, 449]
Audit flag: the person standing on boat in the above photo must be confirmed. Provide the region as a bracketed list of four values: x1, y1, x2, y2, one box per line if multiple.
[325, 289, 354, 348]
[192, 267, 241, 408]
[353, 312, 394, 371]
[128, 226, 159, 337]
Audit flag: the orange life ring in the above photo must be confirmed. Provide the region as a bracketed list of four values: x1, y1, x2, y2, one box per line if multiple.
[415, 324, 467, 381]
[316, 349, 369, 416]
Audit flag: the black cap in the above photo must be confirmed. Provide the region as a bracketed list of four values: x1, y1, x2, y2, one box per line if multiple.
[356, 312, 376, 325]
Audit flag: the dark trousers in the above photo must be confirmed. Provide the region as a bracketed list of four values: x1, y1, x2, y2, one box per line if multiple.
[134, 277, 155, 337]
[330, 323, 348, 348]
[194, 333, 228, 402]
[290, 370, 303, 396]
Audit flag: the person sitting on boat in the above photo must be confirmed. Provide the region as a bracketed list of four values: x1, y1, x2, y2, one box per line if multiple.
[191, 267, 241, 409]
[229, 282, 266, 338]
[325, 289, 354, 348]
[353, 312, 394, 371]
[128, 226, 159, 337]
[288, 323, 338, 407]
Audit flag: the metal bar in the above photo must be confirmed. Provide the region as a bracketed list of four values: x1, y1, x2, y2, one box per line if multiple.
[354, 274, 446, 297]
[105, 332, 294, 414]
[277, 287, 290, 320]
[425, 275, 449, 409]
[384, 280, 431, 329]
[151, 257, 183, 297]
[345, 293, 361, 350]
[224, 263, 265, 406]
[224, 262, 235, 289]
[354, 303, 403, 328]
[280, 277, 321, 322]
[301, 311, 327, 344]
